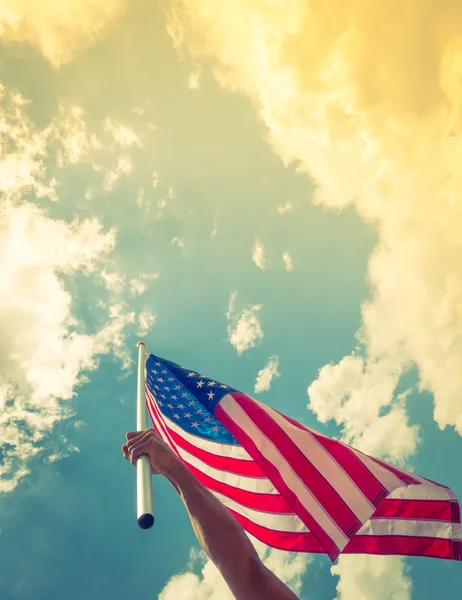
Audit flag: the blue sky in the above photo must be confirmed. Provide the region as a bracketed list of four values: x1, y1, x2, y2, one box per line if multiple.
[0, 1, 461, 599]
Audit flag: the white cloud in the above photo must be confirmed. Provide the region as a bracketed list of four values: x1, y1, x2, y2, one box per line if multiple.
[277, 201, 293, 215]
[52, 105, 102, 167]
[137, 310, 156, 337]
[188, 64, 202, 89]
[251, 239, 267, 269]
[0, 84, 136, 493]
[332, 556, 412, 600]
[226, 291, 263, 354]
[100, 269, 125, 293]
[130, 272, 159, 297]
[103, 117, 141, 148]
[308, 354, 419, 464]
[282, 251, 293, 272]
[0, 0, 126, 67]
[166, 0, 462, 439]
[172, 237, 185, 250]
[159, 537, 311, 600]
[100, 155, 133, 192]
[254, 355, 280, 393]
[0, 202, 131, 493]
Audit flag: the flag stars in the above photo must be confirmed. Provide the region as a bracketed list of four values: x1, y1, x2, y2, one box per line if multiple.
[178, 403, 185, 409]
[171, 395, 178, 401]
[212, 426, 219, 433]
[187, 372, 195, 378]
[197, 380, 204, 388]
[207, 391, 215, 400]
[175, 385, 181, 390]
[185, 412, 192, 419]
[204, 416, 212, 423]
[192, 422, 200, 429]
[168, 377, 174, 382]
[207, 381, 216, 387]
[173, 413, 180, 419]
[157, 400, 164, 406]
[167, 403, 173, 409]
[189, 400, 196, 406]
[162, 370, 168, 374]
[158, 377, 164, 383]
[160, 394, 166, 399]
[182, 393, 189, 398]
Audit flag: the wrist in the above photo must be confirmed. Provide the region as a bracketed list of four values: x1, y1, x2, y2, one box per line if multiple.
[164, 458, 196, 493]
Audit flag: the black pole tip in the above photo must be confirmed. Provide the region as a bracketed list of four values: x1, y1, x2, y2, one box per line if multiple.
[138, 513, 155, 529]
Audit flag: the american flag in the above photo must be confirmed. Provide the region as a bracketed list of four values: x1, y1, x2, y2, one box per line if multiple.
[145, 354, 461, 563]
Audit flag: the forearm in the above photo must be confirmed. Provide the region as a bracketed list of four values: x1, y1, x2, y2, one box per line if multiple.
[166, 460, 259, 578]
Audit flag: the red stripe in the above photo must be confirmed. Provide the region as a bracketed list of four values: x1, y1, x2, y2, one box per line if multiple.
[280, 412, 388, 506]
[373, 499, 455, 522]
[165, 426, 265, 478]
[344, 535, 462, 561]
[186, 462, 294, 513]
[216, 403, 340, 561]
[234, 393, 362, 537]
[227, 508, 324, 553]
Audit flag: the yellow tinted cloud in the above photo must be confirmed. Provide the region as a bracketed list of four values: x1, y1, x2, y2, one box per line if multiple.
[0, 0, 126, 66]
[167, 0, 462, 434]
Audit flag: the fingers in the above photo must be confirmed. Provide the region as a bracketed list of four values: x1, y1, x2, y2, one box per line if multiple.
[125, 428, 159, 443]
[123, 429, 161, 466]
[127, 438, 151, 466]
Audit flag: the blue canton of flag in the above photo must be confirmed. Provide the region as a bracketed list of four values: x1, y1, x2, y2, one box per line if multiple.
[146, 354, 238, 445]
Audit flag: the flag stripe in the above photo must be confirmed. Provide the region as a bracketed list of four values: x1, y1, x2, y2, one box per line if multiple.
[216, 396, 346, 560]
[344, 535, 461, 561]
[256, 399, 377, 521]
[358, 518, 461, 540]
[280, 412, 391, 505]
[186, 463, 295, 513]
[229, 509, 323, 553]
[179, 446, 278, 494]
[373, 499, 457, 522]
[387, 482, 459, 502]
[211, 490, 309, 533]
[160, 421, 265, 478]
[234, 394, 362, 537]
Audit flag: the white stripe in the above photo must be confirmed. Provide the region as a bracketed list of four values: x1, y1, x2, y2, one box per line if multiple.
[220, 395, 350, 550]
[146, 388, 253, 462]
[350, 448, 405, 493]
[148, 395, 278, 495]
[256, 400, 376, 521]
[358, 519, 462, 540]
[273, 407, 407, 494]
[179, 446, 278, 495]
[387, 483, 459, 502]
[212, 491, 309, 533]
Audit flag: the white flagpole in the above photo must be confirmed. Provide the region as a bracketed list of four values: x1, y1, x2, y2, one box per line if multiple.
[136, 341, 155, 529]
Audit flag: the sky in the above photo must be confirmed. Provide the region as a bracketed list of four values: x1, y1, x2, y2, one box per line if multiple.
[0, 1, 461, 598]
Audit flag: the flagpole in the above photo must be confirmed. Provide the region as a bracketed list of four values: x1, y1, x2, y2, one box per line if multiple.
[136, 341, 155, 529]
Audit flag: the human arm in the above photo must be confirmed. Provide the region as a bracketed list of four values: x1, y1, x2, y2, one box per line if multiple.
[122, 429, 299, 600]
